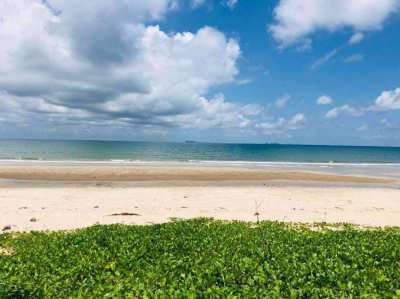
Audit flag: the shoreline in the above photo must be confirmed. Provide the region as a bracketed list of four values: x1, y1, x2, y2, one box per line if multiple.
[0, 164, 396, 184]
[1, 160, 400, 180]
[1, 159, 400, 166]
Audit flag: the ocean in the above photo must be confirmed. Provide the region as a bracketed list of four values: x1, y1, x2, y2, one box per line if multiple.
[0, 139, 400, 164]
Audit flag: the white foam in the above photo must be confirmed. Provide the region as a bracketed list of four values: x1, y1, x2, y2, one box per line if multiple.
[1, 159, 399, 167]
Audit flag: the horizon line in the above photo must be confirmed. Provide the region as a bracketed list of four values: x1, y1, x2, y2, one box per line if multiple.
[0, 137, 399, 149]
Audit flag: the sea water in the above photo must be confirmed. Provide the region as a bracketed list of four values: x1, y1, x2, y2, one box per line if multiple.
[0, 139, 399, 163]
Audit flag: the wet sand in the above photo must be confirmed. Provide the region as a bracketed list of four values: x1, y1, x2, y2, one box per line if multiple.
[0, 164, 394, 183]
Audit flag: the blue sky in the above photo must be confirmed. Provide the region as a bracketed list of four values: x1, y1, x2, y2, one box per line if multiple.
[0, 0, 399, 145]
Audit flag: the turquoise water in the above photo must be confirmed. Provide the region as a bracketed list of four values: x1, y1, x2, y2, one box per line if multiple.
[0, 139, 400, 163]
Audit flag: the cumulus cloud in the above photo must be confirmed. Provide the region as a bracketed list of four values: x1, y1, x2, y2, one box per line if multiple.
[325, 87, 400, 121]
[269, 0, 399, 46]
[317, 95, 333, 105]
[0, 0, 278, 136]
[325, 105, 363, 119]
[370, 87, 400, 111]
[169, 94, 262, 129]
[256, 113, 306, 135]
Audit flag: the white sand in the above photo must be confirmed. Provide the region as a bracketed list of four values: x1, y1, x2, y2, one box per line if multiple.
[1, 183, 399, 231]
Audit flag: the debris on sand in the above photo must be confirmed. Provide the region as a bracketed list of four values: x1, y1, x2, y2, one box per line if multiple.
[30, 217, 38, 222]
[109, 212, 141, 216]
[2, 225, 11, 231]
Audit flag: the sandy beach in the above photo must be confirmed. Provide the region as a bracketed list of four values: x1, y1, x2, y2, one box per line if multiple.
[0, 163, 396, 183]
[1, 163, 399, 231]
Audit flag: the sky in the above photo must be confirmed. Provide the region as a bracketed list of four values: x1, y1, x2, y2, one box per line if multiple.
[0, 0, 399, 146]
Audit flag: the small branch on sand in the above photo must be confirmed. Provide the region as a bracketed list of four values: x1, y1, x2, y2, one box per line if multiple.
[2, 225, 12, 231]
[109, 212, 141, 216]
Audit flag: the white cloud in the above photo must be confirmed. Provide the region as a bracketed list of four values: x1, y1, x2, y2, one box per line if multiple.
[349, 32, 364, 45]
[381, 118, 391, 127]
[191, 0, 206, 8]
[269, 0, 399, 46]
[325, 105, 363, 119]
[370, 87, 400, 111]
[170, 94, 262, 129]
[0, 0, 310, 139]
[296, 38, 312, 52]
[344, 54, 364, 63]
[236, 78, 252, 85]
[310, 47, 341, 70]
[321, 87, 400, 124]
[191, 0, 238, 10]
[356, 124, 368, 131]
[317, 95, 333, 105]
[227, 0, 238, 10]
[256, 113, 306, 135]
[0, 0, 274, 134]
[310, 31, 364, 70]
[275, 94, 290, 108]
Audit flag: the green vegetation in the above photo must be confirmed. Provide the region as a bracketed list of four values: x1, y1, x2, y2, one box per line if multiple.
[0, 219, 399, 298]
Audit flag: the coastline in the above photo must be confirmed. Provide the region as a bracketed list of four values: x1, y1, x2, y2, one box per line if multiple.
[0, 160, 399, 182]
[0, 164, 396, 184]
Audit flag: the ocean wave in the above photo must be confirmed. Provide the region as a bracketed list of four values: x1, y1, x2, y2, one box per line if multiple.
[0, 158, 400, 167]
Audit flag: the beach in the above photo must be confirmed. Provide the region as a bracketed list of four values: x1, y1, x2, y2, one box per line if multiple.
[1, 162, 399, 231]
